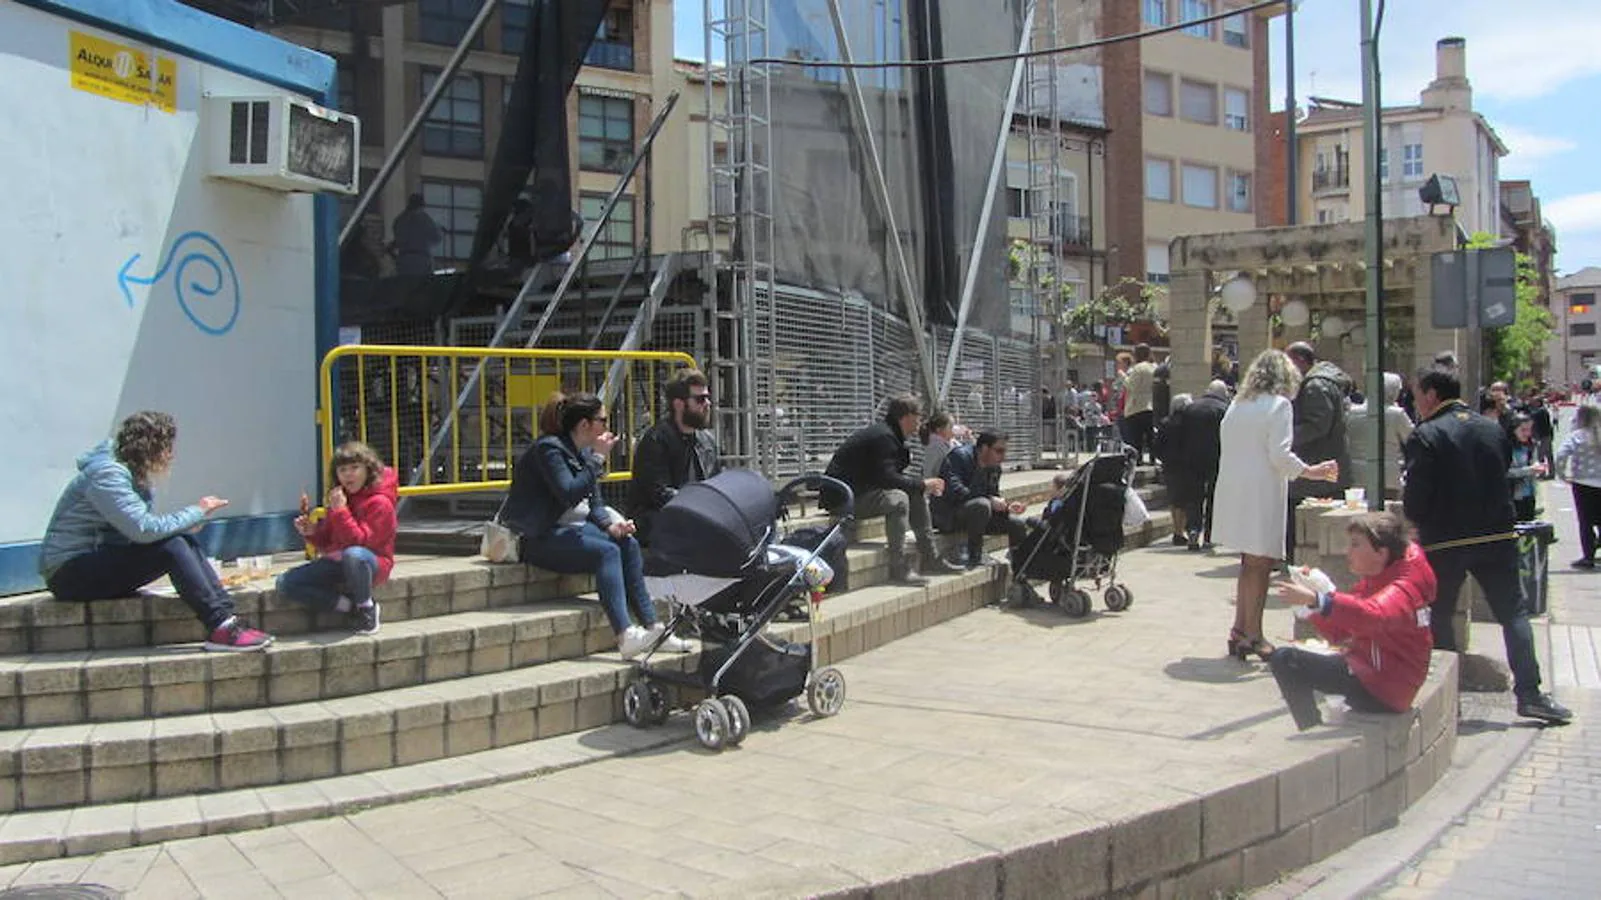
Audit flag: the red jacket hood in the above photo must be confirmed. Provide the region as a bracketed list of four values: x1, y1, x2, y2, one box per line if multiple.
[351, 467, 400, 507]
[1352, 543, 1436, 608]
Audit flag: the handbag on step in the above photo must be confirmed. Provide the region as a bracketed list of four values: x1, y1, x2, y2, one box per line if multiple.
[480, 499, 521, 564]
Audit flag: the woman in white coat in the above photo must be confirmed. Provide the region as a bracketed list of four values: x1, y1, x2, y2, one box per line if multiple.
[1213, 350, 1339, 661]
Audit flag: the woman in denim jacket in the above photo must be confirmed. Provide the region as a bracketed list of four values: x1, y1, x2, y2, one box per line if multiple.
[504, 392, 694, 659]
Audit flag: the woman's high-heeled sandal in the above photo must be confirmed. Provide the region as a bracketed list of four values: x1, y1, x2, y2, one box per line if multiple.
[1247, 637, 1276, 662]
[1227, 628, 1250, 660]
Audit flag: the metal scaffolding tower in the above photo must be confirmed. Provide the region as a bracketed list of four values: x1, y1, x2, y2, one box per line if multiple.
[704, 0, 775, 475]
[1023, 0, 1065, 384]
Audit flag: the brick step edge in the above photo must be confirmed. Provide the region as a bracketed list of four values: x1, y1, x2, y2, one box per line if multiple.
[0, 531, 1015, 730]
[0, 569, 1010, 865]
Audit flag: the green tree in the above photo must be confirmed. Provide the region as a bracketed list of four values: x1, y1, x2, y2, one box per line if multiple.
[1061, 277, 1166, 343]
[1465, 232, 1555, 389]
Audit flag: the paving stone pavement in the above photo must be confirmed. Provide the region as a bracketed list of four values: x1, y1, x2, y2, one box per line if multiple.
[1370, 424, 1601, 900]
[0, 532, 1362, 898]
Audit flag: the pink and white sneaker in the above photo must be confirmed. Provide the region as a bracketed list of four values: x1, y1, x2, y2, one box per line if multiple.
[203, 617, 274, 652]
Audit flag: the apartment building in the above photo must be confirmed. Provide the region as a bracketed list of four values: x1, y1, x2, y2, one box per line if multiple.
[1104, 0, 1277, 288]
[239, 0, 672, 269]
[1501, 180, 1557, 306]
[1552, 268, 1601, 387]
[1286, 38, 1507, 237]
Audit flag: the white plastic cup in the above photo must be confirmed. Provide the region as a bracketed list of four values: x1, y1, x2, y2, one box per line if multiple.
[1344, 487, 1366, 509]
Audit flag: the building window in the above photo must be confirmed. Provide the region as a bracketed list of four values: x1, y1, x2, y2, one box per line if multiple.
[1145, 158, 1174, 202]
[1144, 71, 1173, 117]
[421, 180, 481, 260]
[418, 0, 483, 47]
[1180, 80, 1217, 125]
[1180, 0, 1213, 38]
[1572, 323, 1597, 337]
[1402, 143, 1425, 179]
[578, 95, 635, 173]
[420, 70, 483, 158]
[501, 0, 532, 53]
[1223, 88, 1249, 131]
[580, 193, 635, 260]
[1143, 0, 1167, 27]
[1572, 292, 1597, 312]
[1227, 171, 1252, 212]
[1145, 242, 1171, 285]
[1182, 163, 1219, 208]
[1006, 187, 1033, 219]
[1222, 13, 1249, 48]
[587, 5, 636, 71]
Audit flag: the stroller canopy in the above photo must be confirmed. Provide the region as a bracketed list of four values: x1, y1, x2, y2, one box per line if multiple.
[646, 469, 779, 577]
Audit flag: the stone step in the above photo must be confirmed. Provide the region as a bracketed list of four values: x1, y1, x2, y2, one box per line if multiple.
[0, 535, 965, 730]
[0, 565, 1008, 817]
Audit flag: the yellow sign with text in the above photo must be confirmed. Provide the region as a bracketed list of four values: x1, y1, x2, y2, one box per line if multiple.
[69, 31, 177, 113]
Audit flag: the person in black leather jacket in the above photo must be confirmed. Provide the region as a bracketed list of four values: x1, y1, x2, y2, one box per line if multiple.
[627, 369, 721, 545]
[1403, 365, 1570, 724]
[932, 431, 1028, 568]
[825, 395, 962, 584]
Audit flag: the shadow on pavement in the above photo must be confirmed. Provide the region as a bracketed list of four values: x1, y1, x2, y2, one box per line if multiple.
[1163, 655, 1270, 685]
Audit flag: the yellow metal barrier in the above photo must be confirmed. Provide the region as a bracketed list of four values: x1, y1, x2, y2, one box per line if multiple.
[317, 345, 698, 498]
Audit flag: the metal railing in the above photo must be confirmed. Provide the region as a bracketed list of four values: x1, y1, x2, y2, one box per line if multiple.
[317, 345, 697, 497]
[1312, 166, 1350, 192]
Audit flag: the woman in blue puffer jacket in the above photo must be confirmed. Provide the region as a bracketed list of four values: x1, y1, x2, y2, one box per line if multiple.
[38, 411, 272, 651]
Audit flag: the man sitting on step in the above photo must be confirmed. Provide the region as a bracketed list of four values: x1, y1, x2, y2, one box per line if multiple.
[627, 368, 720, 546]
[824, 394, 964, 585]
[931, 430, 1028, 569]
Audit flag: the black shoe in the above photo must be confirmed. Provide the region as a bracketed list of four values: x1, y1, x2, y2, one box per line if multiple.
[919, 552, 964, 576]
[1573, 558, 1595, 570]
[351, 601, 380, 635]
[1517, 693, 1573, 724]
[889, 561, 928, 586]
[1171, 534, 1187, 547]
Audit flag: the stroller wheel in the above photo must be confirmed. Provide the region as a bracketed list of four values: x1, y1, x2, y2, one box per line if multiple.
[807, 667, 847, 717]
[623, 681, 652, 729]
[1047, 580, 1065, 605]
[1104, 584, 1134, 612]
[693, 698, 732, 750]
[1007, 582, 1037, 609]
[1059, 588, 1092, 619]
[720, 695, 750, 746]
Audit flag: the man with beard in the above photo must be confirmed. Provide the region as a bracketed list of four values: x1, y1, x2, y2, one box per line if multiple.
[628, 369, 721, 545]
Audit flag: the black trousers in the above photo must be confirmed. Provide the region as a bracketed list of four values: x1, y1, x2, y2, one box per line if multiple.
[1572, 483, 1601, 562]
[1184, 477, 1216, 542]
[1427, 542, 1544, 700]
[1122, 411, 1155, 462]
[1268, 646, 1388, 730]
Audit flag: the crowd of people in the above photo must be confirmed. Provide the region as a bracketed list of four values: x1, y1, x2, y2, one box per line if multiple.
[34, 353, 1580, 728]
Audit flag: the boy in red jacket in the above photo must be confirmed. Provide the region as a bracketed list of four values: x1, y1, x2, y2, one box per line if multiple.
[1271, 511, 1437, 730]
[276, 442, 398, 635]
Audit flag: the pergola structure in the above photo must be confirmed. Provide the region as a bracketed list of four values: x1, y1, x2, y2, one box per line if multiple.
[1166, 215, 1462, 395]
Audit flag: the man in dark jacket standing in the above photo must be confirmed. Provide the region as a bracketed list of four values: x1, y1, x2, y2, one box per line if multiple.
[627, 369, 720, 545]
[1286, 342, 1353, 562]
[826, 395, 961, 584]
[932, 431, 1028, 567]
[1171, 380, 1229, 552]
[1404, 365, 1571, 724]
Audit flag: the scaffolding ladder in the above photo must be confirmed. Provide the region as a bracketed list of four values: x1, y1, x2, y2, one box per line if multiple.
[703, 0, 776, 476]
[1023, 0, 1065, 389]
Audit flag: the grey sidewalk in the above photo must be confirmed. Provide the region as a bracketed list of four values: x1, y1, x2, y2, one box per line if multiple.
[0, 538, 1386, 898]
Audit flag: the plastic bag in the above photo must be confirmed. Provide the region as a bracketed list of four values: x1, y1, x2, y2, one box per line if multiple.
[1122, 486, 1151, 529]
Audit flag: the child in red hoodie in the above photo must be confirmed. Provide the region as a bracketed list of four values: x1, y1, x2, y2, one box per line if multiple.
[276, 442, 398, 635]
[1271, 511, 1437, 730]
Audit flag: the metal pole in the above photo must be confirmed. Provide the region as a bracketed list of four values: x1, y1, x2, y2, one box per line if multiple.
[940, 1, 1036, 404]
[1359, 0, 1385, 510]
[337, 0, 503, 247]
[823, 0, 941, 406]
[1285, 1, 1299, 225]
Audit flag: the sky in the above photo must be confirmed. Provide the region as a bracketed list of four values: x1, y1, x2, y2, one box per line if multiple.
[673, 1, 1601, 275]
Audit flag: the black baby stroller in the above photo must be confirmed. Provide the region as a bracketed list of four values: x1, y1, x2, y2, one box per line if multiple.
[1006, 446, 1137, 617]
[624, 469, 855, 751]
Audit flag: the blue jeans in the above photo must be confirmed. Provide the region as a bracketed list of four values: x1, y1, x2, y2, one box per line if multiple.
[275, 547, 379, 611]
[521, 522, 655, 634]
[47, 533, 234, 631]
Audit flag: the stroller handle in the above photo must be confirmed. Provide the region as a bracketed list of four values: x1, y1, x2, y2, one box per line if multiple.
[778, 473, 855, 521]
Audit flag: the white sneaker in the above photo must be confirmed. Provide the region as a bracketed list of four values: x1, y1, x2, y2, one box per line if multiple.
[648, 622, 697, 653]
[617, 625, 652, 660]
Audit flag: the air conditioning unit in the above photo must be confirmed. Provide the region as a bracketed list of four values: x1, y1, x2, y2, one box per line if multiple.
[207, 94, 360, 195]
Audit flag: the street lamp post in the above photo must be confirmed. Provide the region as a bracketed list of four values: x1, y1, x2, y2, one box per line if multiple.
[1359, 0, 1386, 510]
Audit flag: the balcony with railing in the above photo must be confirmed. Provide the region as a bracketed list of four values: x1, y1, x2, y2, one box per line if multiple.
[584, 41, 635, 72]
[1312, 165, 1351, 193]
[1052, 213, 1094, 252]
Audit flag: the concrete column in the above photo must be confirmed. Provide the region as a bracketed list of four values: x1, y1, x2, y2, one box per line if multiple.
[1167, 270, 1212, 395]
[1238, 292, 1272, 367]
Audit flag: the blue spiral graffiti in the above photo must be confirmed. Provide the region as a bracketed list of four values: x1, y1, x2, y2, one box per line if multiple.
[117, 231, 242, 336]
